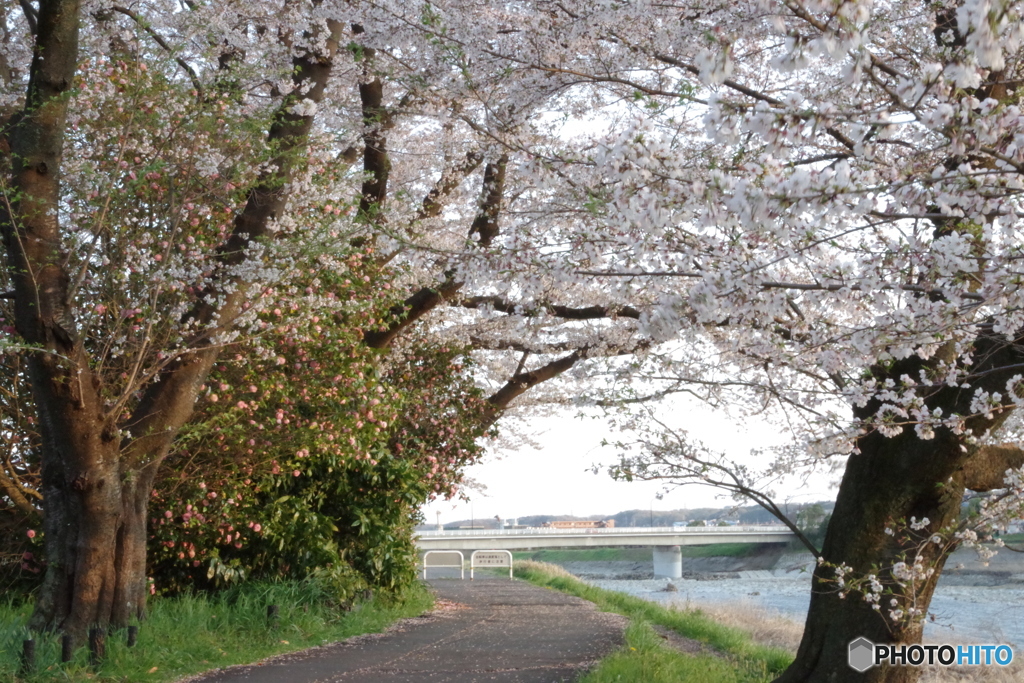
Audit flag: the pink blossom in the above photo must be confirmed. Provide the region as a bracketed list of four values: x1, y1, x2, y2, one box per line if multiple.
[253, 523, 262, 532]
[26, 529, 35, 539]
[293, 469, 301, 477]
[164, 510, 172, 518]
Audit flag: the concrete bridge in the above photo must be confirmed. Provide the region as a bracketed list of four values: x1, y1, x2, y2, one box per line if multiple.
[414, 525, 795, 579]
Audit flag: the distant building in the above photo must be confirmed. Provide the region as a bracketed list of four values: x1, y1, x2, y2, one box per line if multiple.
[542, 520, 616, 529]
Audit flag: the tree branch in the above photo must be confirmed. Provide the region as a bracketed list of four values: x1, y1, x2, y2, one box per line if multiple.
[111, 6, 202, 94]
[483, 350, 582, 425]
[468, 155, 508, 247]
[362, 277, 464, 349]
[123, 20, 346, 464]
[416, 150, 483, 222]
[18, 0, 38, 36]
[461, 295, 641, 320]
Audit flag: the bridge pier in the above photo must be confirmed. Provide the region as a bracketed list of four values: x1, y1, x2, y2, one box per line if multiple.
[652, 545, 682, 579]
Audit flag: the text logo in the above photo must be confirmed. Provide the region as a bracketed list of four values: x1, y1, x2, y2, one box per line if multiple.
[849, 638, 1014, 670]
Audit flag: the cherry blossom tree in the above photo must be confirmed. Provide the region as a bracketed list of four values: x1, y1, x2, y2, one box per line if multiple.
[378, 2, 1024, 681]
[0, 0, 641, 641]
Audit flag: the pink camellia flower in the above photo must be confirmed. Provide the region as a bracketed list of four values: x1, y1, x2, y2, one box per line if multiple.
[164, 510, 172, 518]
[249, 385, 258, 393]
[293, 470, 301, 477]
[253, 523, 262, 532]
[94, 304, 107, 314]
[26, 529, 36, 538]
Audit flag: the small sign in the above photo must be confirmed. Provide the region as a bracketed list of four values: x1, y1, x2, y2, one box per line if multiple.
[470, 550, 513, 580]
[473, 552, 510, 566]
[422, 550, 465, 580]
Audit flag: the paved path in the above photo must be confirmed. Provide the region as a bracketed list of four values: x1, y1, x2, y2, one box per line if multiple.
[188, 579, 626, 683]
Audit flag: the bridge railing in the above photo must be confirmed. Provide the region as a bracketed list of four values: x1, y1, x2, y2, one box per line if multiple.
[415, 525, 794, 538]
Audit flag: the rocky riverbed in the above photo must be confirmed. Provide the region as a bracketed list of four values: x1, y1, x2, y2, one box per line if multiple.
[544, 547, 1024, 648]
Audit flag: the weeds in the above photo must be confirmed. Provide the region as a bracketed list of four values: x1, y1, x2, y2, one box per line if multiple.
[0, 579, 432, 682]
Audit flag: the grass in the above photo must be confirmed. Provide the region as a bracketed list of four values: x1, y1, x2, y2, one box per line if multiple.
[580, 621, 777, 683]
[0, 579, 433, 683]
[511, 543, 762, 563]
[513, 560, 790, 683]
[515, 562, 1024, 683]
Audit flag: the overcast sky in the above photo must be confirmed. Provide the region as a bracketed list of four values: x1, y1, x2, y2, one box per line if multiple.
[420, 400, 839, 527]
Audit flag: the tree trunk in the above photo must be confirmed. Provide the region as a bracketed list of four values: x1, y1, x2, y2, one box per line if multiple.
[25, 401, 160, 642]
[775, 431, 964, 683]
[777, 334, 1021, 683]
[28, 425, 126, 639]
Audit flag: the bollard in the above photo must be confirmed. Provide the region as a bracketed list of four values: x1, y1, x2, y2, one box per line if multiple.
[61, 633, 74, 662]
[127, 624, 138, 647]
[267, 604, 279, 627]
[20, 638, 35, 675]
[89, 627, 106, 668]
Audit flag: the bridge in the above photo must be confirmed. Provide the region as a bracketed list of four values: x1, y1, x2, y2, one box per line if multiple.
[414, 525, 796, 579]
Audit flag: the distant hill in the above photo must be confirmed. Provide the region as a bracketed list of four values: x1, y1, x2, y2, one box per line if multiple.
[422, 501, 836, 530]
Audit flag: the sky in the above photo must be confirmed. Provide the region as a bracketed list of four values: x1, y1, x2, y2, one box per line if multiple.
[420, 400, 839, 527]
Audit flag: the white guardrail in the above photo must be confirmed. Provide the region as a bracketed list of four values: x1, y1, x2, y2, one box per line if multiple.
[415, 525, 793, 538]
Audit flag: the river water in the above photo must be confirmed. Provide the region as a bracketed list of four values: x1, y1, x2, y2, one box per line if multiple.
[555, 550, 1024, 648]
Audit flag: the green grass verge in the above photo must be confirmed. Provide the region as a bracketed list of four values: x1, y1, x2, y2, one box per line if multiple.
[0, 580, 433, 683]
[512, 543, 762, 563]
[513, 561, 791, 683]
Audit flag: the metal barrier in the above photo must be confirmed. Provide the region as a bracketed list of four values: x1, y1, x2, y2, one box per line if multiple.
[422, 550, 465, 579]
[470, 550, 513, 580]
[417, 525, 793, 538]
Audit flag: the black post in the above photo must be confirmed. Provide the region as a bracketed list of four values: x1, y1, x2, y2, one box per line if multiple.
[127, 625, 138, 647]
[20, 638, 35, 675]
[89, 627, 105, 668]
[267, 604, 279, 627]
[61, 633, 74, 662]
